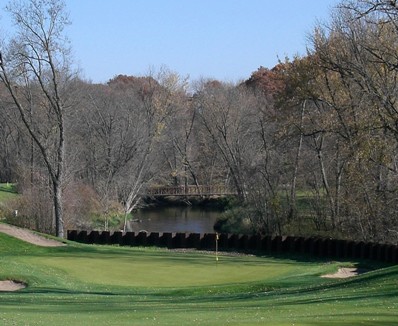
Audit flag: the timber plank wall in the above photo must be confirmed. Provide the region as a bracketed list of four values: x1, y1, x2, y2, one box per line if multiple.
[67, 230, 398, 264]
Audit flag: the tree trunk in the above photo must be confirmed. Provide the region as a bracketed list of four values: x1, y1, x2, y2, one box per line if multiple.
[289, 100, 306, 219]
[53, 181, 64, 238]
[314, 134, 336, 228]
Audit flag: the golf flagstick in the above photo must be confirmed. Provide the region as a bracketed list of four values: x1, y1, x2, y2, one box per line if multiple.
[216, 233, 219, 262]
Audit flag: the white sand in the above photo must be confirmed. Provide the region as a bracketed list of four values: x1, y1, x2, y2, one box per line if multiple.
[321, 267, 361, 278]
[0, 280, 26, 292]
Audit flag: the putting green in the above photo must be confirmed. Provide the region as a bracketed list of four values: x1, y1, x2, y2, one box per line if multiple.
[24, 249, 325, 288]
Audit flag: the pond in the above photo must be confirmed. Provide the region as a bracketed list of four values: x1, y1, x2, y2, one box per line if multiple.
[126, 206, 224, 234]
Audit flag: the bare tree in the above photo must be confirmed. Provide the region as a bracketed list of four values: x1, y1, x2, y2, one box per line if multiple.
[195, 81, 261, 202]
[301, 1, 398, 241]
[117, 71, 183, 230]
[0, 0, 73, 238]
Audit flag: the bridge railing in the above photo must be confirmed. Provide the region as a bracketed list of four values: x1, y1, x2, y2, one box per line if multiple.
[144, 185, 236, 197]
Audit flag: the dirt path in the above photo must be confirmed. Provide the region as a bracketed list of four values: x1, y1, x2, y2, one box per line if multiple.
[0, 223, 66, 247]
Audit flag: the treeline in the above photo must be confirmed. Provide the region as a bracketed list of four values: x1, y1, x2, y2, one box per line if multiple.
[1, 0, 398, 243]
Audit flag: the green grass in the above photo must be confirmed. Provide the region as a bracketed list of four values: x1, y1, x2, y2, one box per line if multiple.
[0, 232, 397, 325]
[0, 183, 18, 203]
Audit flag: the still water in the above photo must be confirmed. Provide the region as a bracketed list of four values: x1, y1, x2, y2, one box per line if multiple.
[127, 206, 224, 234]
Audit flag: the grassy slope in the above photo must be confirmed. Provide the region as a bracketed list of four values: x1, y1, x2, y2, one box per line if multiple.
[0, 183, 17, 204]
[0, 232, 397, 325]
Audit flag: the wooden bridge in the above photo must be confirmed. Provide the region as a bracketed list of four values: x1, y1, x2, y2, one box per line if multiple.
[143, 185, 236, 197]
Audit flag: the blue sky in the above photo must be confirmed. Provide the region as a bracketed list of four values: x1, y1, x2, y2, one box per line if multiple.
[3, 0, 341, 83]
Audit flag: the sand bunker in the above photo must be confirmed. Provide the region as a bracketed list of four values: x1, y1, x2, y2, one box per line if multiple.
[321, 267, 363, 278]
[0, 224, 67, 292]
[0, 280, 26, 292]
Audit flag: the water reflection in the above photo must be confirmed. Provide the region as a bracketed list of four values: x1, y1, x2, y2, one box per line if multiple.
[127, 206, 224, 234]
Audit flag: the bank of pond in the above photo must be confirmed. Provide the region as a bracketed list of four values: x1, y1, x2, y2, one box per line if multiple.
[68, 229, 398, 265]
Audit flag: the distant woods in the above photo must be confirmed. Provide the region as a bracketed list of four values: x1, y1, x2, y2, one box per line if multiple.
[1, 0, 398, 243]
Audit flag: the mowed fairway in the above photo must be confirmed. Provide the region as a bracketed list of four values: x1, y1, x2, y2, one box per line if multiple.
[0, 232, 397, 325]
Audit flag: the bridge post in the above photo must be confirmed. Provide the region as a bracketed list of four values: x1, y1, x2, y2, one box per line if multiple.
[122, 232, 135, 246]
[200, 233, 216, 250]
[148, 232, 160, 246]
[173, 233, 186, 248]
[67, 230, 77, 241]
[111, 231, 123, 245]
[77, 230, 87, 243]
[136, 232, 147, 246]
[186, 233, 201, 249]
[88, 231, 99, 244]
[228, 234, 240, 249]
[160, 232, 173, 248]
[99, 231, 110, 244]
[218, 233, 229, 250]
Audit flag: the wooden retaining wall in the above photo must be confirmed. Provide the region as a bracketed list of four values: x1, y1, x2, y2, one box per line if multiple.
[67, 230, 398, 264]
